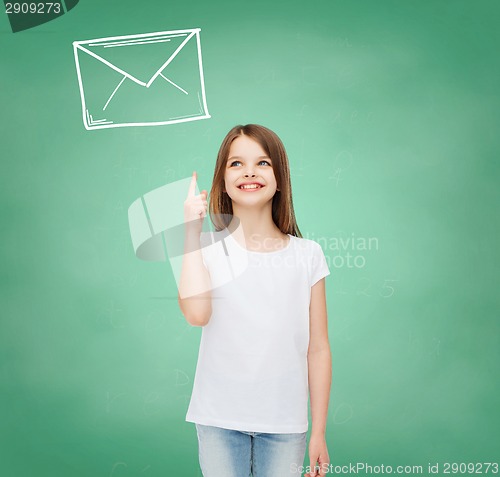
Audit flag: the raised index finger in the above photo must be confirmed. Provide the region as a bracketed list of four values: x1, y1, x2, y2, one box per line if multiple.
[187, 171, 197, 197]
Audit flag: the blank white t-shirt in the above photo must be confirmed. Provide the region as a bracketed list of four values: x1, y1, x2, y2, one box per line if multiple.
[185, 228, 330, 433]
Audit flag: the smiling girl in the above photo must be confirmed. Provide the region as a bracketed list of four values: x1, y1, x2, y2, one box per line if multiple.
[178, 124, 332, 477]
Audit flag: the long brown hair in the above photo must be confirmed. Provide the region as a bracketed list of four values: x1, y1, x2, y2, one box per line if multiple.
[208, 124, 302, 238]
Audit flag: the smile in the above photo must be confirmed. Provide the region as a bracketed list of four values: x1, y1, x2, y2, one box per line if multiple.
[238, 184, 263, 191]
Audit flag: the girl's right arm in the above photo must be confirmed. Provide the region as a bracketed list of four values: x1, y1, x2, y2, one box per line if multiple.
[177, 171, 212, 327]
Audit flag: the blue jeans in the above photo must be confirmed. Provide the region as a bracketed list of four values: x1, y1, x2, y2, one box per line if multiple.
[195, 423, 307, 477]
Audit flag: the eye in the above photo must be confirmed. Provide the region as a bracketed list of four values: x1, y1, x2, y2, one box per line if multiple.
[228, 159, 271, 167]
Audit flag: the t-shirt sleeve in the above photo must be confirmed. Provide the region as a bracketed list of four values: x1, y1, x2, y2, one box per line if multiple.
[310, 241, 330, 287]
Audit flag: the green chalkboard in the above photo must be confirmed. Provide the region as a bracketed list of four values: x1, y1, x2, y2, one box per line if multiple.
[1, 0, 499, 476]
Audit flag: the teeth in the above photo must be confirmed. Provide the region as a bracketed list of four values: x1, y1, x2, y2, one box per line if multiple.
[240, 184, 261, 189]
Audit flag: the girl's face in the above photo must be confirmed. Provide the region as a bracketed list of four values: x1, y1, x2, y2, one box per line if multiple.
[223, 135, 278, 207]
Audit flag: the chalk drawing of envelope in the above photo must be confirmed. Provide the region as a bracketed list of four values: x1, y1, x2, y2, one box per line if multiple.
[73, 28, 210, 130]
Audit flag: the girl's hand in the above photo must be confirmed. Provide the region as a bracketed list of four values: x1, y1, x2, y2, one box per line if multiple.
[307, 434, 330, 477]
[184, 171, 208, 235]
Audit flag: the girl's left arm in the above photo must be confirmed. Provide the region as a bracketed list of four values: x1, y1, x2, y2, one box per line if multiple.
[307, 277, 331, 476]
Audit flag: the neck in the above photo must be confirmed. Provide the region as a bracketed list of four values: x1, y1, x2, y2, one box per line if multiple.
[228, 201, 281, 239]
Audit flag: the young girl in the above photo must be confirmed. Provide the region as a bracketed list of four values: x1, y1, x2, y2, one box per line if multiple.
[178, 124, 332, 477]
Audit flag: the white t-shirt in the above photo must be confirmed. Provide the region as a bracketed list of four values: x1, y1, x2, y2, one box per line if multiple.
[185, 228, 330, 433]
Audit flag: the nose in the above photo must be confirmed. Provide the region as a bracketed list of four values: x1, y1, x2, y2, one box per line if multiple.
[244, 172, 256, 178]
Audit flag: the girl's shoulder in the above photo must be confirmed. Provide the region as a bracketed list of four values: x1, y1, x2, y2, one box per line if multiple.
[290, 234, 320, 247]
[290, 235, 325, 255]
